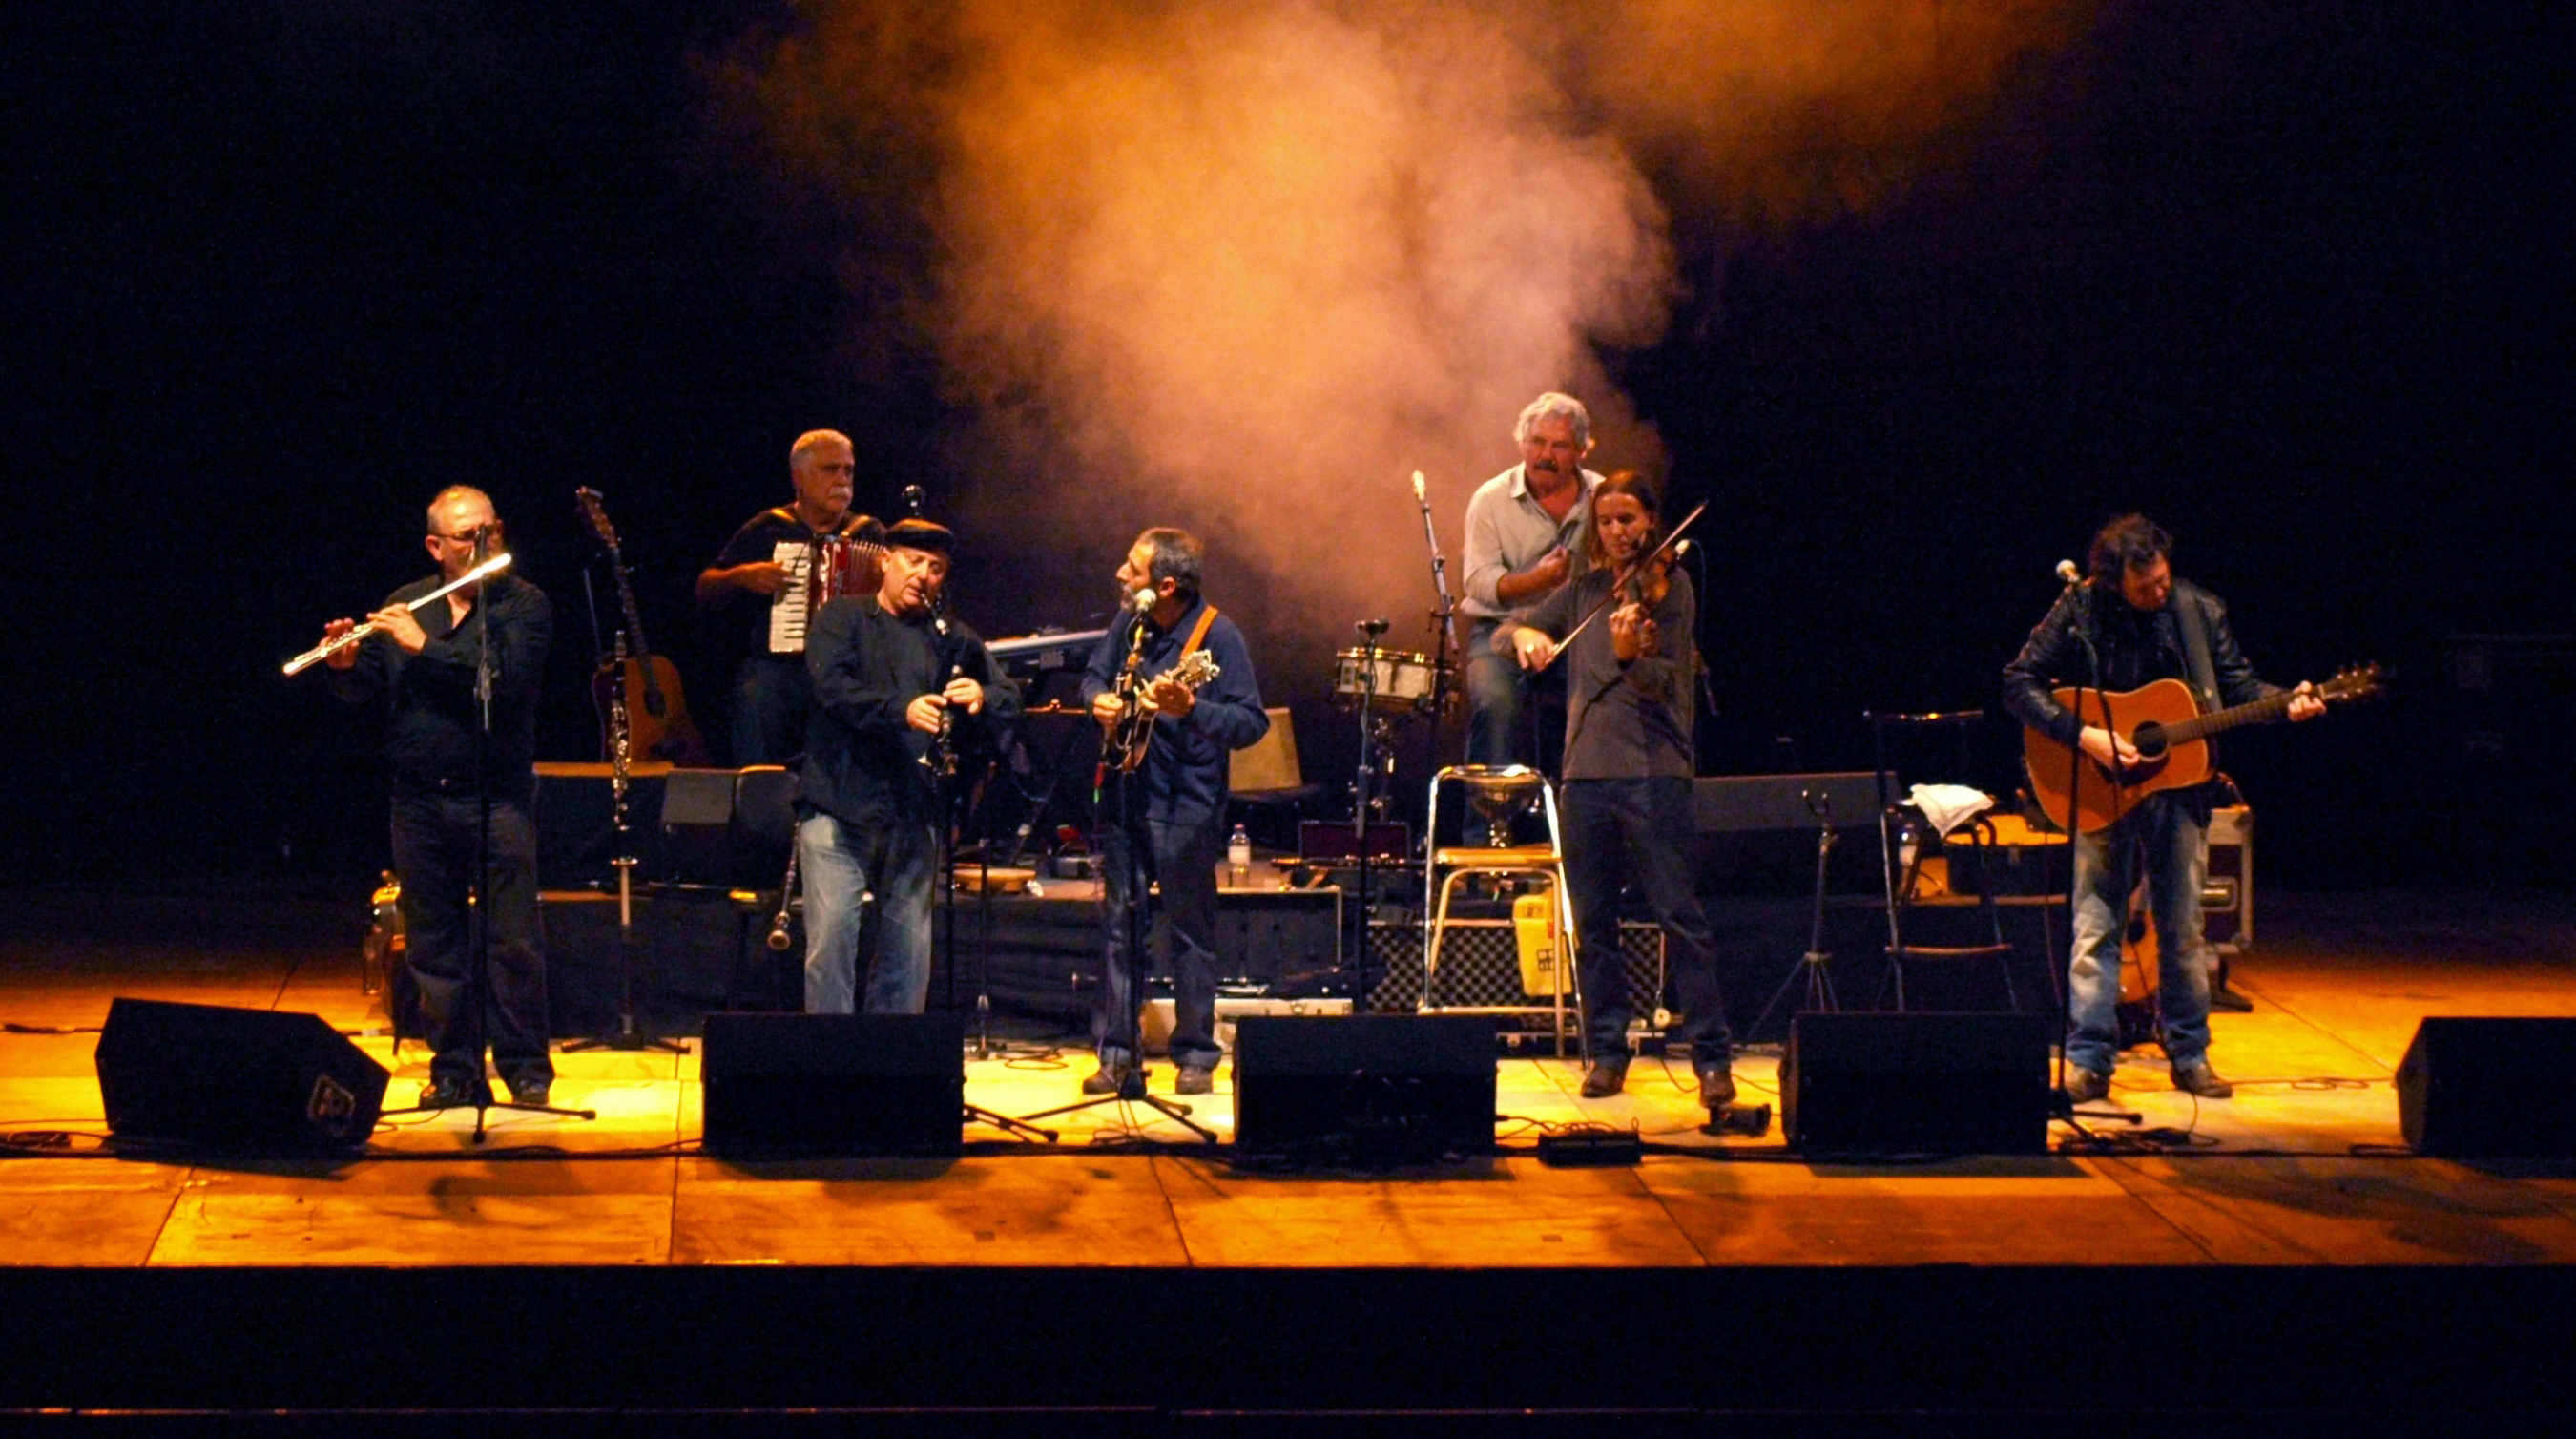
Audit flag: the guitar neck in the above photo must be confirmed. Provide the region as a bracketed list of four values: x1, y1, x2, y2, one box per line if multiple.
[2157, 686, 2309, 745]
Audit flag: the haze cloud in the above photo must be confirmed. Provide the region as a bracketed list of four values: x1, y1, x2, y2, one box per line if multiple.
[727, 0, 2088, 654]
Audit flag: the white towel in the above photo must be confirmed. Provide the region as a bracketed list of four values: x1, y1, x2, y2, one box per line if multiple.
[1906, 783, 1995, 837]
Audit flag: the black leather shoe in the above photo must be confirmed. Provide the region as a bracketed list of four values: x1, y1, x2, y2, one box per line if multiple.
[2171, 1061, 2234, 1098]
[509, 1081, 552, 1107]
[417, 1076, 490, 1110]
[1174, 1065, 1214, 1095]
[2208, 985, 2254, 1013]
[2063, 1068, 2111, 1104]
[1696, 1065, 1736, 1110]
[1579, 1059, 1629, 1098]
[1082, 1064, 1130, 1095]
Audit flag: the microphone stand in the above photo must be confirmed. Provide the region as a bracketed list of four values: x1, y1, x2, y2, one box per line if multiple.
[1411, 470, 1462, 779]
[1020, 607, 1215, 1142]
[381, 532, 594, 1140]
[2051, 569, 2140, 1129]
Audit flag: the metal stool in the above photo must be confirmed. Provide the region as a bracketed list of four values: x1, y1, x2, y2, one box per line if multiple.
[1419, 764, 1576, 1056]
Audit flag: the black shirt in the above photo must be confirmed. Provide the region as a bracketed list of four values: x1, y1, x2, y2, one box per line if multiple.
[709, 508, 885, 657]
[327, 572, 552, 802]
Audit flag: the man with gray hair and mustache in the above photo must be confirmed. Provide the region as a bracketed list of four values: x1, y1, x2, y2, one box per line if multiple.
[1460, 391, 1604, 776]
[698, 429, 886, 765]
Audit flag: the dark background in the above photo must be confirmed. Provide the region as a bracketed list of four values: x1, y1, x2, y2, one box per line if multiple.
[6, 1, 2568, 895]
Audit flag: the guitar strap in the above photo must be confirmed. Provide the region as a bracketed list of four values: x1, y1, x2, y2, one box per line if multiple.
[1182, 604, 1220, 657]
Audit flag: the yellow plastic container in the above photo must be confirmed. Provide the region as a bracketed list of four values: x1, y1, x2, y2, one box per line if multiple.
[1513, 891, 1561, 997]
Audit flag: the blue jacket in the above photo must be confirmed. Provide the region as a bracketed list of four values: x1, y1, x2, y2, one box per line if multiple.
[1081, 598, 1267, 828]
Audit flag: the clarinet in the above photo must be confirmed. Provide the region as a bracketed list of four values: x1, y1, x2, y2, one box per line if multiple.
[923, 597, 965, 780]
[766, 844, 799, 951]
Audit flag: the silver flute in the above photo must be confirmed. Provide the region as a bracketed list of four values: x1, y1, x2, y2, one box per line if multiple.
[282, 553, 514, 675]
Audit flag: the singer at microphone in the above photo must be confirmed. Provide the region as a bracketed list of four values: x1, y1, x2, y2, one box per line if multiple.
[2001, 511, 2329, 1105]
[1076, 525, 1271, 1099]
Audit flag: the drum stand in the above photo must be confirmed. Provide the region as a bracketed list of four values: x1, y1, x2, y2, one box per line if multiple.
[1344, 617, 1401, 993]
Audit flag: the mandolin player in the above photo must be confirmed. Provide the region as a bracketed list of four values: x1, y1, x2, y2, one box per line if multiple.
[1078, 528, 1268, 1098]
[2004, 513, 2325, 1102]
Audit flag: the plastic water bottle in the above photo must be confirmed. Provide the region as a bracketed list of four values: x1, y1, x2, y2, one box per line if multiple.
[1228, 824, 1252, 886]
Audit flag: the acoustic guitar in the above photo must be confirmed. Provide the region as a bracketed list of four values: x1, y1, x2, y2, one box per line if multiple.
[2023, 663, 2381, 833]
[575, 487, 713, 766]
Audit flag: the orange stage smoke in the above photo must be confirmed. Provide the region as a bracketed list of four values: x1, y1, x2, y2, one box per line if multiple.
[723, 0, 2090, 654]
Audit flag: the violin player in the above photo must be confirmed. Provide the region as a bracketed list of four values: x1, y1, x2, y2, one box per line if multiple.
[1497, 472, 1735, 1107]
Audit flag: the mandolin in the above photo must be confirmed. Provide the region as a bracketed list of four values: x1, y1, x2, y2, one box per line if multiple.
[1102, 648, 1221, 775]
[575, 487, 712, 766]
[2023, 663, 2381, 833]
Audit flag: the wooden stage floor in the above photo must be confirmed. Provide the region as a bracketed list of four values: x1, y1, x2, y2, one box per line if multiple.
[4, 885, 2574, 1426]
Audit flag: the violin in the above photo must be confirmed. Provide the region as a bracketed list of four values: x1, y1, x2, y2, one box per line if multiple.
[1609, 543, 1674, 657]
[1617, 544, 1674, 609]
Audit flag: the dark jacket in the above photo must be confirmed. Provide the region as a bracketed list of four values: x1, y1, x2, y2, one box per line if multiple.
[801, 594, 1021, 827]
[2003, 575, 2280, 768]
[1081, 598, 1268, 828]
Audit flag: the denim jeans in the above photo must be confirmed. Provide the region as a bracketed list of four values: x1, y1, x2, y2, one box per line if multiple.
[390, 791, 551, 1092]
[1560, 776, 1732, 1067]
[2065, 794, 2212, 1075]
[732, 655, 813, 767]
[799, 809, 938, 1015]
[1093, 811, 1226, 1072]
[1465, 617, 1565, 774]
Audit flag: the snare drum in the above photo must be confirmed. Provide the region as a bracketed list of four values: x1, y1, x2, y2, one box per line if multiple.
[1331, 646, 1442, 712]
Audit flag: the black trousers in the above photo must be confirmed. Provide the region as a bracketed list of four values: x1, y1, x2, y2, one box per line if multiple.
[390, 789, 551, 1092]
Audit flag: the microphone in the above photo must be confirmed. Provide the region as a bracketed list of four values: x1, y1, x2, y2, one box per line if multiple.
[2055, 559, 2081, 585]
[1131, 587, 1160, 615]
[1411, 470, 1426, 504]
[902, 484, 925, 515]
[1672, 538, 1693, 559]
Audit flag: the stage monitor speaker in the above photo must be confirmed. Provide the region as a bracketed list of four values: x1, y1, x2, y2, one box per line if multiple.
[700, 1011, 965, 1157]
[2397, 1017, 2576, 1157]
[1783, 1011, 2051, 1155]
[95, 998, 389, 1150]
[1232, 1014, 1495, 1163]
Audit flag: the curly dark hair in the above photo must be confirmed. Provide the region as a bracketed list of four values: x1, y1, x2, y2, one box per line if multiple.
[2088, 513, 2172, 586]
